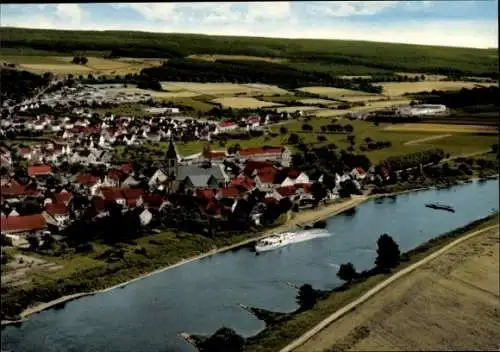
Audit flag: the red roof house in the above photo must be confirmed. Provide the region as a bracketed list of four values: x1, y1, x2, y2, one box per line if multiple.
[27, 164, 53, 177]
[277, 186, 297, 197]
[55, 191, 72, 205]
[0, 214, 47, 234]
[239, 146, 284, 157]
[76, 174, 100, 186]
[216, 186, 242, 199]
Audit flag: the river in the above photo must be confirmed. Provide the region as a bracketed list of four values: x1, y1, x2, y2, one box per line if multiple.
[1, 179, 498, 352]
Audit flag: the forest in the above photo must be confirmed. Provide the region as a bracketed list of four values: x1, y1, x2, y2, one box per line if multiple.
[1, 27, 498, 77]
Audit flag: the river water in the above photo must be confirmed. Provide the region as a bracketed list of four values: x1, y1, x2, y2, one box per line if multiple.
[2, 179, 498, 352]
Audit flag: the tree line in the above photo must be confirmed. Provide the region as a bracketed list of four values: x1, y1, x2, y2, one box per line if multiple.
[0, 67, 51, 103]
[410, 86, 499, 109]
[139, 58, 383, 92]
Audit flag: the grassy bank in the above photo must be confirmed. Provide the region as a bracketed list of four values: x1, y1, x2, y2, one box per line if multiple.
[244, 213, 499, 352]
[1, 199, 364, 321]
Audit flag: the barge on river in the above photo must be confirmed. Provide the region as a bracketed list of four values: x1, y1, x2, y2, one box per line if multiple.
[425, 202, 455, 213]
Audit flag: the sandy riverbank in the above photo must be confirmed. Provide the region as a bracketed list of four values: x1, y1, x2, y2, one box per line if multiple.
[3, 196, 368, 325]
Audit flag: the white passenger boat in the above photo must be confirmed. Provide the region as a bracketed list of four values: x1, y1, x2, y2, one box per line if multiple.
[255, 229, 330, 253]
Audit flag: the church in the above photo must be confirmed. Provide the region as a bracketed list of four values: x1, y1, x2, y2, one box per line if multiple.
[149, 139, 230, 194]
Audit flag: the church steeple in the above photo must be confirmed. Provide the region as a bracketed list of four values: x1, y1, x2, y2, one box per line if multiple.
[166, 138, 179, 161]
[165, 138, 179, 179]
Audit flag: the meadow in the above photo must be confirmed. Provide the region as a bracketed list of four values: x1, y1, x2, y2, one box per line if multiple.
[376, 81, 499, 96]
[0, 54, 165, 77]
[164, 118, 497, 164]
[160, 82, 290, 96]
[297, 86, 385, 101]
[212, 97, 283, 109]
[297, 98, 339, 106]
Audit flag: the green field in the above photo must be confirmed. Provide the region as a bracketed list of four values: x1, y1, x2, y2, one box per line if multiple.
[142, 119, 498, 164]
[1, 27, 497, 77]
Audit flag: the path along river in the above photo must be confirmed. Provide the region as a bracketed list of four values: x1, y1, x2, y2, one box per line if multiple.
[1, 179, 498, 352]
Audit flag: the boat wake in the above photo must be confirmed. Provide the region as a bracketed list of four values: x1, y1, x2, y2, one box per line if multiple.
[255, 229, 331, 253]
[328, 263, 340, 269]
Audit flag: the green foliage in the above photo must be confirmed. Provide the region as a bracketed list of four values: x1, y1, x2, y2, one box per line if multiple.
[1, 27, 497, 76]
[383, 148, 445, 172]
[1, 234, 13, 247]
[0, 67, 50, 103]
[296, 284, 320, 311]
[410, 86, 499, 108]
[337, 262, 358, 282]
[375, 234, 401, 271]
[140, 58, 381, 91]
[199, 327, 245, 352]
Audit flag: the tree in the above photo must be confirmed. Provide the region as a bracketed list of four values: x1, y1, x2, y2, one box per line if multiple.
[302, 123, 313, 132]
[199, 327, 245, 352]
[375, 234, 401, 271]
[27, 234, 40, 251]
[491, 143, 498, 154]
[288, 133, 300, 145]
[296, 284, 319, 310]
[1, 233, 13, 246]
[40, 233, 56, 250]
[337, 262, 358, 283]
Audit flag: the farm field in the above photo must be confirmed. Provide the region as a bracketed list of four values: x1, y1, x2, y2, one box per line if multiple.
[275, 106, 322, 113]
[298, 98, 339, 106]
[339, 75, 373, 79]
[163, 118, 497, 164]
[0, 54, 163, 76]
[297, 86, 385, 101]
[294, 225, 500, 352]
[106, 87, 201, 99]
[160, 82, 290, 96]
[377, 81, 499, 96]
[212, 97, 282, 109]
[313, 109, 347, 118]
[384, 123, 498, 134]
[186, 54, 287, 63]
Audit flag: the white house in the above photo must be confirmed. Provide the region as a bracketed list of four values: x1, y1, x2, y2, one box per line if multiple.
[149, 169, 168, 188]
[280, 172, 310, 187]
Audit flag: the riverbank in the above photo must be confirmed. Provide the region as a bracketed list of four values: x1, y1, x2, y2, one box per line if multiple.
[244, 213, 499, 352]
[291, 223, 500, 352]
[1, 196, 368, 326]
[370, 173, 499, 197]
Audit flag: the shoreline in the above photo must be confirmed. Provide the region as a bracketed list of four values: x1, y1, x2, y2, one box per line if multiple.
[2, 196, 368, 326]
[3, 176, 498, 326]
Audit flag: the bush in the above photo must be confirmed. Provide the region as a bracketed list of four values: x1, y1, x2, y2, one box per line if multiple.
[75, 242, 94, 254]
[1, 234, 13, 246]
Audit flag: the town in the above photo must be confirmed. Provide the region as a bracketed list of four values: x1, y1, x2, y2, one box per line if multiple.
[1, 83, 375, 247]
[0, 9, 498, 352]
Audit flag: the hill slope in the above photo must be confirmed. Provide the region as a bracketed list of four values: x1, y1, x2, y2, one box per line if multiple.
[0, 27, 498, 77]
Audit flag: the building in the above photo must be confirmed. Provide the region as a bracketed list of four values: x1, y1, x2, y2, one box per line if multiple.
[0, 214, 47, 235]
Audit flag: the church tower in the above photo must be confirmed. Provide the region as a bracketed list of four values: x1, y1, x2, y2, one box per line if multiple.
[165, 138, 180, 179]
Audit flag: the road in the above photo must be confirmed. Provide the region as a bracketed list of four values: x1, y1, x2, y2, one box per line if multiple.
[280, 223, 499, 352]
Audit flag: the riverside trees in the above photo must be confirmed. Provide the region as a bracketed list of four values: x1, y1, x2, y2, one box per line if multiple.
[337, 262, 358, 283]
[198, 327, 245, 352]
[375, 234, 401, 272]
